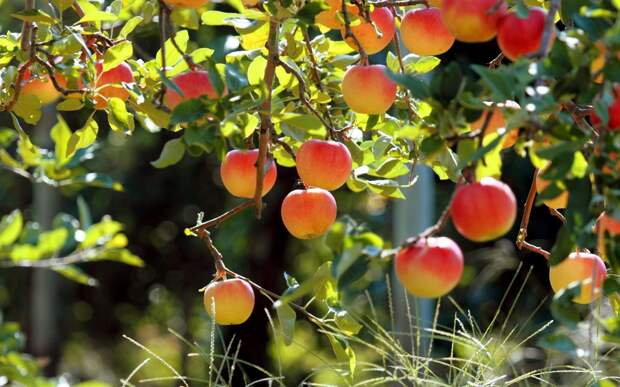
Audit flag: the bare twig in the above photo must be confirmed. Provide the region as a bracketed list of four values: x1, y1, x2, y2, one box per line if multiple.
[549, 207, 566, 223]
[158, 0, 168, 105]
[489, 53, 504, 69]
[342, 0, 368, 64]
[254, 18, 280, 219]
[368, 0, 427, 7]
[271, 136, 296, 161]
[0, 248, 103, 268]
[515, 168, 551, 260]
[189, 201, 255, 234]
[20, 0, 36, 52]
[389, 0, 417, 120]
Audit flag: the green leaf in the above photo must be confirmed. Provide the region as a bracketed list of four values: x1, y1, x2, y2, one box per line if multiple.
[274, 301, 296, 345]
[76, 0, 118, 23]
[548, 226, 575, 265]
[151, 138, 186, 169]
[107, 98, 135, 133]
[98, 249, 144, 266]
[12, 9, 57, 25]
[170, 99, 205, 126]
[550, 282, 583, 329]
[334, 309, 362, 336]
[67, 118, 99, 160]
[77, 196, 92, 229]
[51, 115, 72, 166]
[38, 228, 68, 256]
[103, 41, 133, 72]
[388, 72, 430, 99]
[0, 210, 23, 247]
[81, 218, 123, 248]
[53, 265, 98, 286]
[119, 16, 144, 39]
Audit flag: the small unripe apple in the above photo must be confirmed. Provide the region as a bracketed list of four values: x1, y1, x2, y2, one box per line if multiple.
[341, 7, 395, 55]
[535, 174, 568, 209]
[203, 278, 255, 325]
[163, 0, 208, 8]
[164, 70, 220, 110]
[281, 187, 337, 239]
[597, 212, 620, 236]
[296, 139, 352, 191]
[341, 64, 397, 115]
[497, 8, 552, 61]
[441, 0, 507, 43]
[450, 177, 517, 242]
[395, 237, 464, 298]
[400, 8, 455, 56]
[94, 61, 134, 110]
[549, 252, 607, 304]
[20, 69, 61, 105]
[220, 149, 277, 199]
[315, 0, 359, 29]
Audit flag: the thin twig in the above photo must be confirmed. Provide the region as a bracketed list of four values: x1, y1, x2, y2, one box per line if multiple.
[189, 201, 255, 234]
[549, 207, 566, 223]
[368, 0, 427, 8]
[402, 177, 465, 247]
[0, 248, 103, 268]
[530, 0, 559, 58]
[515, 168, 550, 260]
[254, 18, 280, 219]
[158, 0, 168, 105]
[342, 0, 368, 64]
[389, 0, 417, 121]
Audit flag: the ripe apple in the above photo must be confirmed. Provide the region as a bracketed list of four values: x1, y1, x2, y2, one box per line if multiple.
[296, 139, 352, 191]
[163, 0, 208, 9]
[470, 101, 520, 149]
[450, 177, 517, 242]
[94, 61, 134, 110]
[535, 173, 568, 209]
[341, 64, 397, 115]
[315, 0, 358, 29]
[341, 7, 395, 55]
[441, 0, 507, 43]
[549, 252, 607, 304]
[281, 187, 337, 239]
[400, 8, 455, 56]
[164, 70, 220, 110]
[203, 278, 255, 325]
[597, 212, 620, 236]
[395, 237, 464, 298]
[220, 149, 277, 199]
[19, 69, 61, 105]
[497, 8, 552, 61]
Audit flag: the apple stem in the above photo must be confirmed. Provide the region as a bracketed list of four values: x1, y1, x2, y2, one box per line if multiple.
[254, 18, 281, 219]
[515, 168, 551, 260]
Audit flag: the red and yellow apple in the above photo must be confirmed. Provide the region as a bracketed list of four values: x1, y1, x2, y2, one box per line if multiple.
[400, 8, 455, 56]
[450, 177, 517, 242]
[549, 252, 607, 304]
[94, 61, 134, 110]
[163, 0, 208, 9]
[281, 187, 337, 239]
[341, 7, 395, 55]
[441, 0, 507, 43]
[395, 237, 464, 298]
[296, 139, 352, 191]
[497, 8, 552, 61]
[19, 69, 61, 105]
[220, 149, 277, 198]
[164, 70, 220, 110]
[535, 173, 568, 209]
[342, 64, 397, 115]
[203, 278, 255, 325]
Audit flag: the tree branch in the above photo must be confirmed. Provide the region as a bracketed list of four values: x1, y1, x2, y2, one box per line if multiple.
[368, 0, 427, 7]
[189, 201, 255, 234]
[254, 18, 280, 219]
[342, 0, 367, 64]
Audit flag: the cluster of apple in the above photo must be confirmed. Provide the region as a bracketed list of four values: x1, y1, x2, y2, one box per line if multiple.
[202, 138, 352, 325]
[395, 176, 609, 305]
[321, 0, 554, 117]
